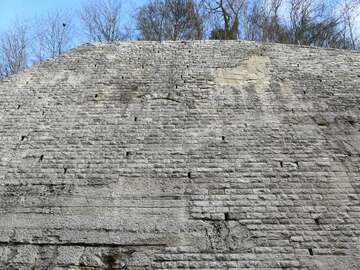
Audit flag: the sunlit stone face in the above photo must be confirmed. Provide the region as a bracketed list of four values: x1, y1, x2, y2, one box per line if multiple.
[0, 41, 359, 269]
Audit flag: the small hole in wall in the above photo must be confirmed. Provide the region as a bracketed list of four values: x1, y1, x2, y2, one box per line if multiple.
[314, 218, 320, 225]
[308, 248, 313, 256]
[348, 119, 355, 126]
[222, 136, 225, 142]
[102, 254, 117, 270]
[95, 94, 98, 98]
[121, 76, 124, 79]
[187, 172, 191, 179]
[319, 79, 322, 82]
[280, 161, 283, 168]
[317, 122, 328, 127]
[181, 75, 183, 79]
[21, 135, 27, 141]
[63, 168, 68, 174]
[42, 111, 45, 116]
[26, 81, 29, 85]
[94, 64, 97, 67]
[224, 212, 230, 221]
[17, 105, 21, 109]
[134, 117, 138, 122]
[126, 151, 131, 157]
[39, 155, 44, 162]
[303, 90, 306, 95]
[175, 85, 178, 89]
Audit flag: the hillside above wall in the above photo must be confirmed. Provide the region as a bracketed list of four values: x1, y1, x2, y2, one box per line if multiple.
[0, 41, 360, 269]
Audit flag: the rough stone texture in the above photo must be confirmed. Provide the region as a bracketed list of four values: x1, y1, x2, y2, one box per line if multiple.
[0, 40, 359, 269]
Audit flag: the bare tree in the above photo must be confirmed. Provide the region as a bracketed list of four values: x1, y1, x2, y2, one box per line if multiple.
[136, 0, 205, 41]
[80, 0, 123, 42]
[245, 0, 287, 42]
[164, 0, 205, 40]
[338, 0, 360, 49]
[244, 0, 356, 48]
[0, 21, 28, 79]
[32, 10, 73, 62]
[136, 0, 167, 41]
[202, 0, 246, 40]
[287, 0, 340, 46]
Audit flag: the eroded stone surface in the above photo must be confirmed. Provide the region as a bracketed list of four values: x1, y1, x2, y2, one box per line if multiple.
[0, 41, 359, 269]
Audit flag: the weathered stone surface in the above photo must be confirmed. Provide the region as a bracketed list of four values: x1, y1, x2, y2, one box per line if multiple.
[0, 40, 359, 269]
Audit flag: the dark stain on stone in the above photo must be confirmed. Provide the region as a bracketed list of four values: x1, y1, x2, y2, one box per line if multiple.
[348, 119, 355, 126]
[102, 254, 117, 270]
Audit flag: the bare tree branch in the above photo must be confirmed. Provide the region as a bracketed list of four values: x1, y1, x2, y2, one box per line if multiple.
[32, 10, 73, 62]
[80, 0, 124, 42]
[136, 0, 205, 41]
[0, 21, 28, 79]
[202, 0, 246, 40]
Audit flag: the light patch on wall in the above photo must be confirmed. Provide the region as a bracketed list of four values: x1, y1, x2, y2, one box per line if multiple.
[215, 55, 274, 113]
[216, 55, 271, 94]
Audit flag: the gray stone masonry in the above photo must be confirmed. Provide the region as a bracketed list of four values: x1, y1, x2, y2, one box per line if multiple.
[0, 40, 359, 269]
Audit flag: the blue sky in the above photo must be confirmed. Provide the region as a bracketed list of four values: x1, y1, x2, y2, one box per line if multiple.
[0, 0, 145, 31]
[1, 0, 358, 39]
[0, 0, 80, 31]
